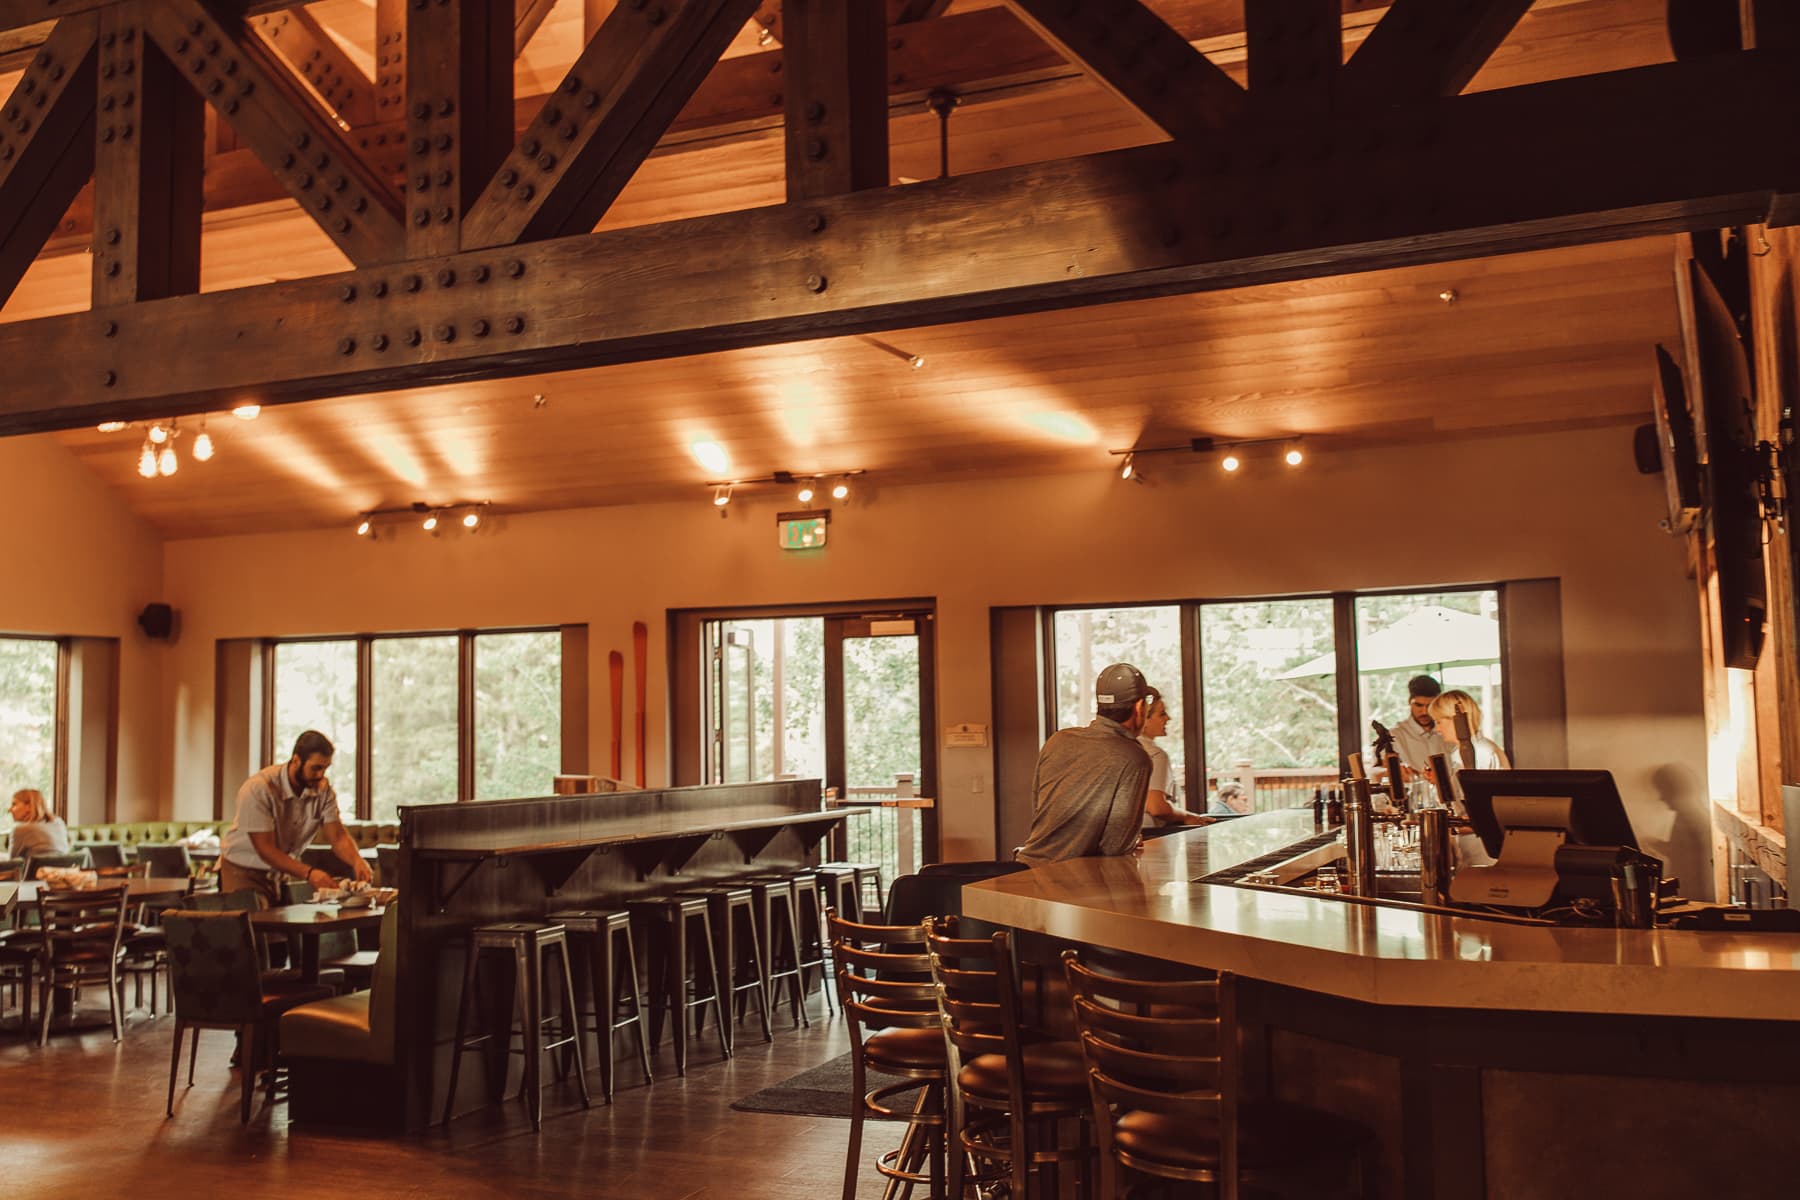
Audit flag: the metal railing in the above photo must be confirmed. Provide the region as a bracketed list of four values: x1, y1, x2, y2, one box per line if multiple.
[1206, 765, 1339, 813]
[836, 783, 923, 912]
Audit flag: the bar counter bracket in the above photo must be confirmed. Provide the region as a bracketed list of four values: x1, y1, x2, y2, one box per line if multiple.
[527, 847, 599, 896]
[431, 857, 486, 915]
[729, 825, 782, 864]
[654, 832, 715, 878]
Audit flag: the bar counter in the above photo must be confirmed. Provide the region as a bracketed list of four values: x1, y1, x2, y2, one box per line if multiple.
[964, 809, 1800, 1020]
[965, 810, 1800, 1199]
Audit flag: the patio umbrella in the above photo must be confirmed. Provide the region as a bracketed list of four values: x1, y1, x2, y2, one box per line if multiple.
[1276, 606, 1499, 678]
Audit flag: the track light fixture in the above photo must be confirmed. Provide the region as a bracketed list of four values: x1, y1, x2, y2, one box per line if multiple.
[704, 469, 866, 510]
[99, 411, 236, 477]
[1109, 435, 1311, 481]
[860, 335, 927, 372]
[352, 502, 491, 540]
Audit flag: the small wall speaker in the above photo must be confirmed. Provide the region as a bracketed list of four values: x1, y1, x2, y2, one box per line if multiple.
[137, 603, 176, 640]
[1632, 424, 1662, 475]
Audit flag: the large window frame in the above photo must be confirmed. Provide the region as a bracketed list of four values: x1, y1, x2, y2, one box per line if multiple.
[1044, 584, 1514, 808]
[0, 632, 71, 816]
[259, 625, 570, 820]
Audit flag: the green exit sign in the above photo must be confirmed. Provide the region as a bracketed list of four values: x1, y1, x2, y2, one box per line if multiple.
[777, 509, 830, 551]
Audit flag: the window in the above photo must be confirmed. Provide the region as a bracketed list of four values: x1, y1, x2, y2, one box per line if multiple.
[265, 627, 568, 818]
[704, 617, 825, 785]
[474, 631, 562, 800]
[1201, 599, 1337, 811]
[1355, 590, 1504, 752]
[370, 636, 459, 821]
[1052, 606, 1186, 799]
[0, 635, 60, 833]
[1045, 586, 1510, 814]
[272, 640, 359, 808]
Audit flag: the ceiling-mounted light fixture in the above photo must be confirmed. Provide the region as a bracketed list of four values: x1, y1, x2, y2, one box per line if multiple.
[860, 335, 928, 372]
[712, 484, 733, 508]
[158, 444, 179, 477]
[1110, 434, 1314, 480]
[137, 439, 158, 479]
[232, 404, 261, 421]
[148, 422, 170, 445]
[462, 510, 481, 530]
[355, 518, 373, 537]
[797, 481, 816, 504]
[357, 501, 492, 539]
[193, 418, 215, 463]
[96, 420, 128, 434]
[422, 511, 439, 532]
[831, 477, 851, 502]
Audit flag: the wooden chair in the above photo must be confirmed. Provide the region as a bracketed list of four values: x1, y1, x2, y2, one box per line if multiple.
[133, 844, 194, 881]
[34, 883, 129, 1044]
[0, 882, 37, 1028]
[24, 850, 91, 879]
[927, 919, 1090, 1199]
[163, 909, 334, 1122]
[831, 910, 949, 1200]
[1061, 951, 1375, 1199]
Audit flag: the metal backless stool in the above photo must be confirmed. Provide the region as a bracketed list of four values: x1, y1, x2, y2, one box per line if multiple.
[744, 875, 810, 1028]
[442, 921, 591, 1131]
[545, 908, 653, 1103]
[683, 884, 772, 1052]
[627, 895, 729, 1075]
[790, 869, 836, 1016]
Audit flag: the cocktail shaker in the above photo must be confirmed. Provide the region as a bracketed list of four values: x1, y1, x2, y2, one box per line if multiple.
[1419, 806, 1452, 907]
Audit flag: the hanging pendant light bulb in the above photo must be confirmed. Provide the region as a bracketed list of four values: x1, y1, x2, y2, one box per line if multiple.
[193, 421, 215, 463]
[148, 422, 170, 445]
[158, 444, 179, 476]
[137, 439, 158, 478]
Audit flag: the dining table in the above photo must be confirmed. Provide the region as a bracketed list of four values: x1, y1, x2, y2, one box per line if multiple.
[16, 876, 194, 907]
[250, 902, 386, 984]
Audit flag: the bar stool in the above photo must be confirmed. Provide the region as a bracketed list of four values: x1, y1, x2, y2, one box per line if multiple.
[683, 884, 773, 1052]
[545, 908, 653, 1103]
[821, 860, 886, 917]
[790, 869, 836, 1016]
[628, 895, 728, 1075]
[744, 876, 809, 1028]
[815, 864, 863, 922]
[442, 921, 591, 1132]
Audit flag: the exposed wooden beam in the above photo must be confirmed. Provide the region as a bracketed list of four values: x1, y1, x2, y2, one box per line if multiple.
[783, 0, 887, 200]
[91, 3, 205, 306]
[139, 0, 404, 266]
[0, 0, 300, 38]
[462, 0, 758, 249]
[0, 14, 97, 308]
[373, 0, 405, 117]
[4, 49, 1796, 434]
[1341, 0, 1536, 103]
[401, 0, 512, 257]
[1244, 0, 1340, 114]
[514, 0, 559, 57]
[252, 7, 374, 127]
[1004, 0, 1245, 140]
[888, 0, 950, 22]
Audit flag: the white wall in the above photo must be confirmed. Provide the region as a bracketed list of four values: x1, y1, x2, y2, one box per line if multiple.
[155, 423, 1709, 889]
[0, 435, 165, 821]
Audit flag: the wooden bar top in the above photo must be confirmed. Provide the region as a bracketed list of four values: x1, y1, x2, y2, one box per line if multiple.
[962, 810, 1800, 1021]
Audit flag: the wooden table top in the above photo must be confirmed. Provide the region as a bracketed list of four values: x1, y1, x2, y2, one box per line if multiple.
[249, 902, 386, 932]
[17, 877, 193, 903]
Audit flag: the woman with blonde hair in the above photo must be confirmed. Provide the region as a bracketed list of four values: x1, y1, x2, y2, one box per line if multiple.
[1428, 690, 1509, 865]
[8, 788, 69, 858]
[1428, 690, 1510, 772]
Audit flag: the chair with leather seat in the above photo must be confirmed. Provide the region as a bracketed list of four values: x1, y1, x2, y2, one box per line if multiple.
[927, 918, 1091, 1199]
[280, 902, 405, 1129]
[831, 910, 950, 1200]
[134, 844, 194, 881]
[23, 850, 91, 879]
[34, 883, 129, 1044]
[164, 908, 335, 1122]
[1062, 951, 1376, 1199]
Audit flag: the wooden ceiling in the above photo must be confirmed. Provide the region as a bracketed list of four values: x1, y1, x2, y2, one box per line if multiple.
[2, 0, 1683, 539]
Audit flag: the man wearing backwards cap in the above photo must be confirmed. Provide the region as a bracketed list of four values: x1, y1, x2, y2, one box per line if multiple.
[1015, 662, 1155, 866]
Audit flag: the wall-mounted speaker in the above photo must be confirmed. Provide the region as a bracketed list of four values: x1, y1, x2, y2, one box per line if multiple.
[137, 603, 176, 640]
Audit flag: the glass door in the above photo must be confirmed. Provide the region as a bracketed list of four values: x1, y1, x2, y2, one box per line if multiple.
[827, 614, 938, 879]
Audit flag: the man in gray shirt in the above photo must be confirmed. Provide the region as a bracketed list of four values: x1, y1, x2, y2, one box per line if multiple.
[1016, 663, 1155, 866]
[220, 729, 373, 905]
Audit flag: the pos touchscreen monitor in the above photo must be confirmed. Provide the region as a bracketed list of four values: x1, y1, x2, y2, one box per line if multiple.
[1456, 769, 1638, 860]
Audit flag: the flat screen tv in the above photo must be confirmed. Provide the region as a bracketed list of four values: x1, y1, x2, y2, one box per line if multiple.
[1650, 343, 1701, 536]
[1685, 255, 1766, 669]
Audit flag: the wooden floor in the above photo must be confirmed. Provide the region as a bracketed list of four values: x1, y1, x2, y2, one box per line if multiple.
[0, 989, 897, 1199]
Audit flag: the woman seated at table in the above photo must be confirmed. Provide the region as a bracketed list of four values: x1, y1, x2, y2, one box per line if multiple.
[8, 788, 69, 858]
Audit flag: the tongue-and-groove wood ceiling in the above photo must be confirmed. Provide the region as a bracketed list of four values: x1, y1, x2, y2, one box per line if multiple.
[2, 0, 1684, 538]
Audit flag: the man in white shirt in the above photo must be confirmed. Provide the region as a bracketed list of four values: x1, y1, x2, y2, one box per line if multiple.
[220, 730, 373, 905]
[1380, 674, 1449, 776]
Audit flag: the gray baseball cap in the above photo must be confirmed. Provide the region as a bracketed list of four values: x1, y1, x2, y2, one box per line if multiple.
[1095, 663, 1150, 707]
